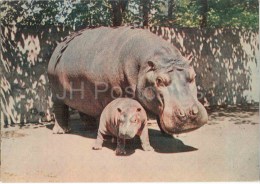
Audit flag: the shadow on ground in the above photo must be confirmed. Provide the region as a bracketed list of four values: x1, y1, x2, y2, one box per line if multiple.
[45, 121, 198, 154]
[206, 104, 259, 125]
[149, 129, 198, 153]
[5, 105, 258, 155]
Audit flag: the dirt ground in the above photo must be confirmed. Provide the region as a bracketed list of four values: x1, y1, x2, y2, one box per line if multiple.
[1, 106, 259, 182]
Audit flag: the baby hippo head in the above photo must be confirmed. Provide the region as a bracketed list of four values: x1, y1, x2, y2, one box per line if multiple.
[117, 107, 144, 139]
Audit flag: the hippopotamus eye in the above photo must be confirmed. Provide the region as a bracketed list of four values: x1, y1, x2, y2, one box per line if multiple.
[177, 68, 184, 71]
[134, 119, 140, 124]
[156, 77, 164, 87]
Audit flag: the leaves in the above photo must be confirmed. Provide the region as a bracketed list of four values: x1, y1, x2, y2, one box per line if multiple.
[0, 0, 258, 29]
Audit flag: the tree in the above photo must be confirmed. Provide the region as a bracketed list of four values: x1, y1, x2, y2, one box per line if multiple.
[141, 0, 150, 27]
[0, 0, 258, 29]
[168, 0, 177, 20]
[198, 0, 208, 28]
[108, 0, 128, 26]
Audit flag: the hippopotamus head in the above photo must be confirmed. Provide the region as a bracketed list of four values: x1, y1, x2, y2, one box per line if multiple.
[136, 48, 208, 134]
[117, 107, 143, 139]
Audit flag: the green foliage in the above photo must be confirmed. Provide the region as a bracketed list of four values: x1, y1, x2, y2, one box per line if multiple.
[174, 1, 201, 27]
[0, 0, 112, 28]
[152, 0, 259, 29]
[122, 0, 142, 26]
[1, 0, 58, 25]
[207, 0, 259, 29]
[0, 0, 258, 29]
[65, 0, 112, 28]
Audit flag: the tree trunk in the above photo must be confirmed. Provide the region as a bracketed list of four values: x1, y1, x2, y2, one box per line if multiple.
[168, 0, 176, 19]
[198, 0, 208, 28]
[109, 0, 128, 27]
[110, 1, 123, 26]
[142, 0, 150, 27]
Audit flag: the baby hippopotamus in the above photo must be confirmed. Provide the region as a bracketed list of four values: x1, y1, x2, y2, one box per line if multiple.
[93, 98, 154, 155]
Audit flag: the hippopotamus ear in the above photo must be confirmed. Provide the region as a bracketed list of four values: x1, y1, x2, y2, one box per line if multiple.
[117, 108, 122, 113]
[137, 108, 142, 112]
[147, 61, 156, 71]
[185, 53, 193, 65]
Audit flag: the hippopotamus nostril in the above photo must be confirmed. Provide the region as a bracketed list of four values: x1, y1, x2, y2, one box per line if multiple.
[179, 109, 186, 117]
[191, 105, 199, 115]
[175, 109, 187, 121]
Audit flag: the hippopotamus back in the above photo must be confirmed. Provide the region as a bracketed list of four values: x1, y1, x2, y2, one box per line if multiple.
[48, 26, 180, 116]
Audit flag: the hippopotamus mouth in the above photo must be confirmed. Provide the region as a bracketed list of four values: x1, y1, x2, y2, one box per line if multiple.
[170, 120, 203, 134]
[160, 118, 203, 134]
[158, 101, 208, 134]
[173, 127, 200, 134]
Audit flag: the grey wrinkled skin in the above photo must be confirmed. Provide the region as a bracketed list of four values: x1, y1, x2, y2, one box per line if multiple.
[92, 98, 153, 155]
[48, 26, 208, 135]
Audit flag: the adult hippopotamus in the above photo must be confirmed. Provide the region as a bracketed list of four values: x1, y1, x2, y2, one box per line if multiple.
[48, 26, 208, 135]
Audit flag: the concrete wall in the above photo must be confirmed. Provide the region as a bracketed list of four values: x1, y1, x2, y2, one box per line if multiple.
[1, 25, 73, 125]
[0, 25, 259, 125]
[150, 27, 259, 106]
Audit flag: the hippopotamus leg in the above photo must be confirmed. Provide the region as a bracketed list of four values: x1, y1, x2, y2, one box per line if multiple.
[79, 112, 98, 130]
[116, 138, 126, 155]
[139, 123, 154, 151]
[52, 100, 71, 134]
[93, 129, 128, 155]
[92, 131, 104, 150]
[111, 137, 117, 143]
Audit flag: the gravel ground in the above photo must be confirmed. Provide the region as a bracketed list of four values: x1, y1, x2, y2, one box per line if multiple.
[1, 107, 259, 182]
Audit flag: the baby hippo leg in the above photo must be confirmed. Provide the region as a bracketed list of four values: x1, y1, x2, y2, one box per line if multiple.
[115, 137, 126, 155]
[139, 124, 154, 151]
[93, 131, 104, 150]
[111, 137, 117, 143]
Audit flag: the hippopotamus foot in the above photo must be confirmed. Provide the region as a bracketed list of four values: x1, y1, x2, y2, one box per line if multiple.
[92, 131, 104, 150]
[52, 101, 70, 134]
[92, 143, 102, 150]
[115, 147, 126, 155]
[53, 123, 71, 134]
[113, 138, 128, 154]
[139, 123, 154, 151]
[116, 137, 126, 155]
[142, 144, 154, 151]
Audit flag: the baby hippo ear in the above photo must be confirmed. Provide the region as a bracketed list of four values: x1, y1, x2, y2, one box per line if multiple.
[137, 108, 142, 112]
[117, 108, 122, 113]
